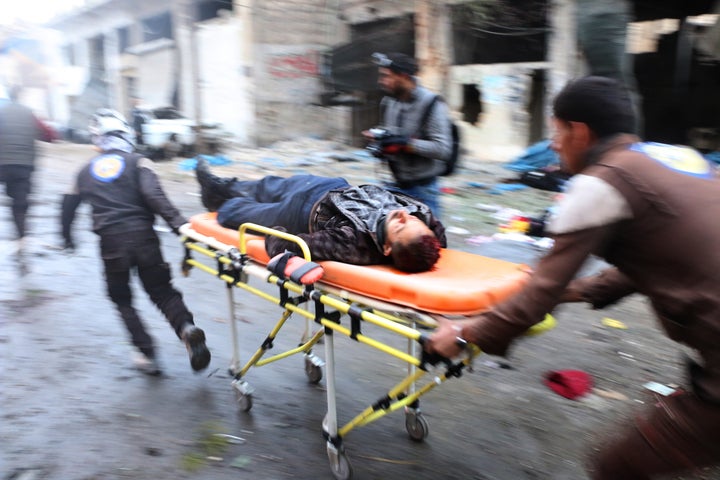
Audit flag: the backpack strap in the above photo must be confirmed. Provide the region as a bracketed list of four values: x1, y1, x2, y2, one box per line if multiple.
[418, 95, 440, 139]
[380, 95, 439, 137]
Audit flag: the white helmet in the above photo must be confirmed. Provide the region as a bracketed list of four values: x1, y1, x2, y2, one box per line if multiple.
[89, 108, 136, 145]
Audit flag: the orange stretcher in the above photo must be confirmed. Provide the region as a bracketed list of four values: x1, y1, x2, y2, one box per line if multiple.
[179, 212, 554, 480]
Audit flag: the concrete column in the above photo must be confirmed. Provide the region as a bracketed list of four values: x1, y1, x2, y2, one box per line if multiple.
[415, 0, 452, 96]
[104, 30, 123, 112]
[547, 0, 578, 98]
[235, 0, 257, 146]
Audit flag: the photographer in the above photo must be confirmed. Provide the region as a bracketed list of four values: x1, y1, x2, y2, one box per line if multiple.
[363, 52, 452, 217]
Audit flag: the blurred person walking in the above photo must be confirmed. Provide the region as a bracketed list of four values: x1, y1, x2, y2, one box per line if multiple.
[60, 109, 210, 376]
[0, 85, 56, 252]
[129, 97, 146, 147]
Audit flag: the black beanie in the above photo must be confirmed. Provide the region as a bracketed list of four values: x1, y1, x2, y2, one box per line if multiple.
[372, 52, 418, 76]
[553, 76, 636, 138]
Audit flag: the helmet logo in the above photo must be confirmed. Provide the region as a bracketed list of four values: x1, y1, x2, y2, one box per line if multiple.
[91, 154, 126, 182]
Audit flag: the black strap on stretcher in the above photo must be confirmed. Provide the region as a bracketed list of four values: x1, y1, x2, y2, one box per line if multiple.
[267, 251, 323, 285]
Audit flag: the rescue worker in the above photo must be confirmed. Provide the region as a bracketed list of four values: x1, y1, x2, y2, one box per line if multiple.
[426, 76, 720, 479]
[60, 109, 210, 376]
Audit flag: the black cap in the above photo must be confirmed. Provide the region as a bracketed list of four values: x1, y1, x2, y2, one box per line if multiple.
[372, 52, 418, 76]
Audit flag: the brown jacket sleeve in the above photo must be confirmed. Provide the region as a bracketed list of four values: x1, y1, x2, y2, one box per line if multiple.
[465, 225, 614, 356]
[565, 267, 637, 309]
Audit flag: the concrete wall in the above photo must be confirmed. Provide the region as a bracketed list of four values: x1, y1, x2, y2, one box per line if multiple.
[134, 40, 176, 107]
[48, 0, 178, 128]
[445, 0, 577, 161]
[196, 16, 253, 144]
[38, 0, 580, 151]
[450, 62, 549, 161]
[251, 0, 345, 145]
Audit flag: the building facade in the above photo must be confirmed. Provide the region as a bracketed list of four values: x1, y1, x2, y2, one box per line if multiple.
[40, 0, 575, 153]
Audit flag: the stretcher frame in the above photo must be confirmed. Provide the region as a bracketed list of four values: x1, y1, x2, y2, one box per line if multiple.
[179, 220, 554, 480]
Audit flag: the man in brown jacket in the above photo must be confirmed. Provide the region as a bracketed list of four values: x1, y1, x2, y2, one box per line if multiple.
[427, 76, 720, 479]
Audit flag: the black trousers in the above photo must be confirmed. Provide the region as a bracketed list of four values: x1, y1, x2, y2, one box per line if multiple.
[0, 164, 33, 238]
[100, 229, 193, 358]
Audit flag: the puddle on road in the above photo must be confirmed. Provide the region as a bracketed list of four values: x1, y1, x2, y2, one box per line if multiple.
[1, 288, 60, 320]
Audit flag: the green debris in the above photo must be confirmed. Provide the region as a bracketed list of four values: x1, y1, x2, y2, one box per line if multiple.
[230, 455, 252, 469]
[179, 421, 233, 472]
[181, 452, 205, 472]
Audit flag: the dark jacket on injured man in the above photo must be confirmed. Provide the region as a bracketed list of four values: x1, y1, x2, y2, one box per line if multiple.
[251, 184, 446, 266]
[463, 134, 720, 402]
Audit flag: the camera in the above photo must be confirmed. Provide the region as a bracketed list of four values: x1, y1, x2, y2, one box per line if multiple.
[366, 127, 391, 157]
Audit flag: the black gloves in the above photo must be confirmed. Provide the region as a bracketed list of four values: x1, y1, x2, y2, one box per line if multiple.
[171, 220, 188, 236]
[378, 135, 410, 154]
[264, 226, 300, 258]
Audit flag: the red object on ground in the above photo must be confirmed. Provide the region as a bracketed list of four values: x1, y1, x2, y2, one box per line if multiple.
[440, 187, 456, 194]
[544, 370, 593, 400]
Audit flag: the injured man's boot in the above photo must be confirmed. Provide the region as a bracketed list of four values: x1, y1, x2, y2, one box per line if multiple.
[195, 158, 237, 212]
[181, 324, 211, 371]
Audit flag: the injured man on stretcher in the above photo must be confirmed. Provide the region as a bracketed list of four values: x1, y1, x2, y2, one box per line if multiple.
[195, 159, 446, 272]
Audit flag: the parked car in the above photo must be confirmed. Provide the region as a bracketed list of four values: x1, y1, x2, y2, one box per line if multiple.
[134, 106, 197, 159]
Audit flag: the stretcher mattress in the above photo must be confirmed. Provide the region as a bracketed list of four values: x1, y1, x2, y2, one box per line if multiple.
[189, 213, 530, 315]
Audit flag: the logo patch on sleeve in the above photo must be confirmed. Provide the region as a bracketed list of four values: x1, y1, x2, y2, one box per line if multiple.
[630, 142, 714, 178]
[90, 154, 126, 182]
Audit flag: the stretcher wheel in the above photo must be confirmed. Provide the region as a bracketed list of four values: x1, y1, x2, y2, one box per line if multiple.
[305, 358, 323, 384]
[405, 411, 429, 442]
[235, 390, 253, 412]
[327, 446, 353, 480]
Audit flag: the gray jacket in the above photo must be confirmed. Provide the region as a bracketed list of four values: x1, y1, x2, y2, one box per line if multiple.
[381, 84, 452, 184]
[0, 102, 44, 167]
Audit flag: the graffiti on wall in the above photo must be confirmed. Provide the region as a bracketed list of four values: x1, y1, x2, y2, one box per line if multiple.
[259, 45, 323, 103]
[267, 52, 318, 79]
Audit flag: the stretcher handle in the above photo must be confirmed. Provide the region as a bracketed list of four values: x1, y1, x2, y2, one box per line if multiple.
[238, 223, 312, 261]
[417, 334, 456, 371]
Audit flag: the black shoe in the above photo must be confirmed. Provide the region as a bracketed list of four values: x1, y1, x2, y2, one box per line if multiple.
[195, 159, 236, 212]
[181, 324, 211, 371]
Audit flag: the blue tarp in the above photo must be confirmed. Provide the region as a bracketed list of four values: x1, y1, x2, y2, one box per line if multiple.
[489, 183, 529, 195]
[704, 151, 720, 164]
[178, 154, 234, 171]
[504, 140, 559, 172]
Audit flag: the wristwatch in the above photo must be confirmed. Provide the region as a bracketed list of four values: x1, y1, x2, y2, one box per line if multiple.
[452, 324, 468, 348]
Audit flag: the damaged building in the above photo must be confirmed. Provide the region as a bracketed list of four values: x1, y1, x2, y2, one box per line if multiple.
[18, 0, 720, 158]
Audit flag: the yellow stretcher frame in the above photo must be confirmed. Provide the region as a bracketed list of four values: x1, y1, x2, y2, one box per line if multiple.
[179, 222, 555, 480]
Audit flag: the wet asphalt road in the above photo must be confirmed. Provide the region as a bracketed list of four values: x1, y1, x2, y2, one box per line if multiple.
[1, 142, 705, 480]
